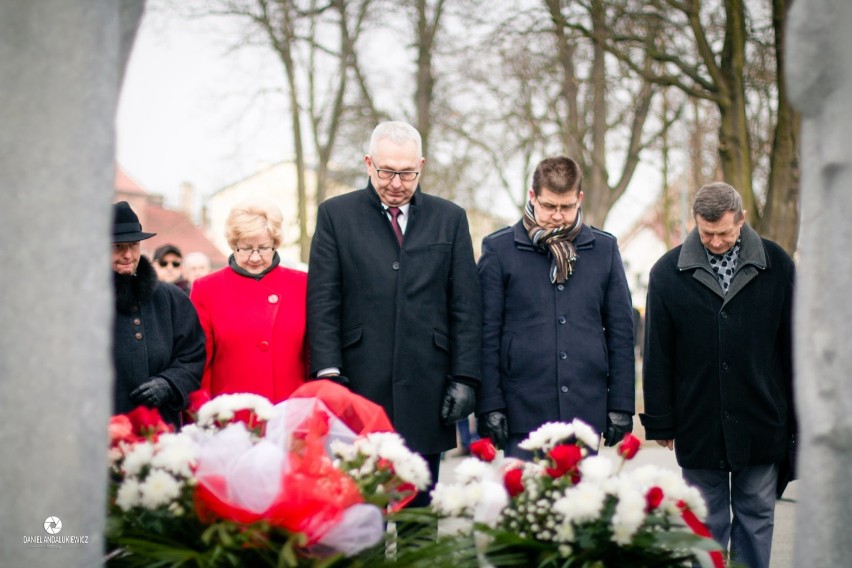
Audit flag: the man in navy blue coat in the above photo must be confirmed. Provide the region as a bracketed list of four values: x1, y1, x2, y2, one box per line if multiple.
[476, 156, 635, 457]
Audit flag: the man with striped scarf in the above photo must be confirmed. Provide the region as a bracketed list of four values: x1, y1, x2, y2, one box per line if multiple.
[476, 156, 636, 458]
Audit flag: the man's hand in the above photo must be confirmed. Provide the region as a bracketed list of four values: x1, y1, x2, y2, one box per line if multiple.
[603, 411, 633, 447]
[656, 439, 674, 450]
[440, 380, 475, 424]
[477, 410, 509, 449]
[129, 377, 173, 408]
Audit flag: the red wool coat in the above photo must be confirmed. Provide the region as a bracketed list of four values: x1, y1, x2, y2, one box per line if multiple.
[191, 266, 308, 403]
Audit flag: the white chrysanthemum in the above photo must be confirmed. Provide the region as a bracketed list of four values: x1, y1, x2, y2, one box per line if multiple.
[473, 481, 510, 527]
[611, 487, 646, 544]
[196, 393, 273, 427]
[115, 477, 141, 511]
[329, 439, 357, 461]
[570, 419, 601, 448]
[393, 453, 431, 489]
[552, 519, 576, 543]
[579, 455, 614, 483]
[122, 442, 155, 476]
[454, 457, 495, 484]
[139, 469, 182, 509]
[151, 433, 197, 478]
[431, 483, 471, 517]
[518, 422, 575, 451]
[554, 483, 607, 524]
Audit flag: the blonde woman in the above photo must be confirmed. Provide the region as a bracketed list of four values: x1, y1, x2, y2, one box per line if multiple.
[191, 201, 307, 402]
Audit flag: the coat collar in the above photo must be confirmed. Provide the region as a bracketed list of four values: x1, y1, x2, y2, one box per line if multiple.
[512, 220, 594, 250]
[677, 223, 768, 303]
[677, 222, 767, 270]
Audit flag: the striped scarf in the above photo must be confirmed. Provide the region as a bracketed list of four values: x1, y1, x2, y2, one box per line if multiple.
[523, 200, 583, 284]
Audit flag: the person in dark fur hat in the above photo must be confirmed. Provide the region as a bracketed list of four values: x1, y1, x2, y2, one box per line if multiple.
[111, 201, 205, 426]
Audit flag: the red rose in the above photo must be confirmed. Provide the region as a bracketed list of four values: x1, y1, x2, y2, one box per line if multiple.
[545, 444, 583, 478]
[646, 486, 664, 512]
[376, 457, 395, 472]
[504, 468, 524, 497]
[126, 406, 171, 438]
[471, 438, 498, 462]
[617, 433, 642, 460]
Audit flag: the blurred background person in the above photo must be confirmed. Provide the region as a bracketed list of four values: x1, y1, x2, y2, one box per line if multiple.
[112, 201, 205, 427]
[184, 251, 212, 288]
[191, 200, 308, 403]
[153, 244, 190, 294]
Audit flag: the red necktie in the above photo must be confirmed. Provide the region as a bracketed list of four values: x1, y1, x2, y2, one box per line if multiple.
[388, 206, 404, 246]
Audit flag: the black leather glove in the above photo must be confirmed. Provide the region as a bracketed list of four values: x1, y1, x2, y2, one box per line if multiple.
[440, 380, 476, 425]
[603, 411, 633, 447]
[477, 410, 509, 450]
[129, 377, 174, 408]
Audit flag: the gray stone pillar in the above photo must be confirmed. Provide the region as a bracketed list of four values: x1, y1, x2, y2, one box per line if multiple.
[786, 1, 852, 565]
[0, 1, 144, 566]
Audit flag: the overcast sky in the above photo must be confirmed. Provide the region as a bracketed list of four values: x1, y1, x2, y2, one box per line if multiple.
[116, 1, 660, 236]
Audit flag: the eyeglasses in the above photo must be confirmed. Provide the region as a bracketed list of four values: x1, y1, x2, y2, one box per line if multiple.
[158, 260, 181, 268]
[235, 245, 274, 258]
[374, 167, 420, 182]
[536, 197, 579, 214]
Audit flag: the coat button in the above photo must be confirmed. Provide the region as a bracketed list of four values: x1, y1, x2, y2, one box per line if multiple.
[134, 332, 142, 340]
[722, 362, 729, 370]
[559, 351, 568, 359]
[557, 284, 565, 291]
[560, 386, 568, 393]
[720, 311, 728, 319]
[268, 294, 279, 304]
[558, 316, 567, 324]
[258, 341, 269, 352]
[392, 261, 400, 270]
[133, 318, 141, 326]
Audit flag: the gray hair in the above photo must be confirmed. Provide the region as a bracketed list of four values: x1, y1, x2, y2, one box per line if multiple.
[692, 182, 744, 222]
[369, 121, 423, 158]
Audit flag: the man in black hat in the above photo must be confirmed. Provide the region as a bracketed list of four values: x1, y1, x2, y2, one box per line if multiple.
[111, 201, 205, 426]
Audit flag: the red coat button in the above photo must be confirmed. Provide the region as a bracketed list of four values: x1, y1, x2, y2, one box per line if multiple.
[258, 341, 270, 352]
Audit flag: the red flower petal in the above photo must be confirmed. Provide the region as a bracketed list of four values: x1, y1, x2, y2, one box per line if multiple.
[617, 433, 642, 460]
[645, 486, 664, 511]
[504, 468, 524, 497]
[471, 438, 498, 462]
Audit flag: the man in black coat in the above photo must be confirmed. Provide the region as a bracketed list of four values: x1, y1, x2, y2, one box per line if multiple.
[112, 201, 205, 427]
[476, 156, 635, 456]
[640, 182, 795, 568]
[307, 121, 481, 505]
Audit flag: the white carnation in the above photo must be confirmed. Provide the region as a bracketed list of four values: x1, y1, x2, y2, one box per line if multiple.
[554, 483, 606, 524]
[122, 442, 155, 477]
[139, 469, 182, 509]
[115, 477, 141, 511]
[579, 455, 614, 482]
[611, 487, 646, 544]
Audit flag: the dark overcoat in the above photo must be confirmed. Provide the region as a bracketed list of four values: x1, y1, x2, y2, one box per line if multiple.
[113, 256, 206, 426]
[477, 221, 635, 435]
[640, 224, 795, 471]
[307, 182, 482, 454]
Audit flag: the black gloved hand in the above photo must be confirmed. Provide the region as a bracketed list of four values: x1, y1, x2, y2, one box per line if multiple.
[129, 377, 174, 408]
[440, 380, 476, 425]
[603, 411, 633, 447]
[477, 410, 509, 450]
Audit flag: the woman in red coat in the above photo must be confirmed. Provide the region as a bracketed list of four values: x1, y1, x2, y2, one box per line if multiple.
[191, 200, 307, 403]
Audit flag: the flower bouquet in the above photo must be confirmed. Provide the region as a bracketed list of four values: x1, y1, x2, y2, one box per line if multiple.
[431, 420, 724, 567]
[105, 381, 431, 567]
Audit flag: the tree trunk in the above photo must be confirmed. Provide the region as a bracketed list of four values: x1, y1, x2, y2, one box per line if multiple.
[759, 0, 800, 254]
[717, 0, 755, 220]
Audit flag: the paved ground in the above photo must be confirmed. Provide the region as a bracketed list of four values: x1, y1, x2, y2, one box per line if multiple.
[440, 444, 797, 567]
